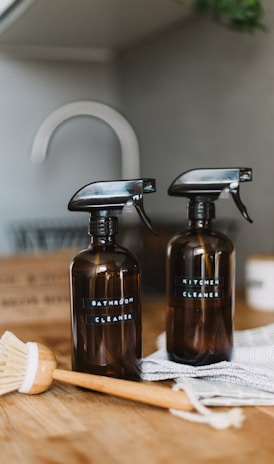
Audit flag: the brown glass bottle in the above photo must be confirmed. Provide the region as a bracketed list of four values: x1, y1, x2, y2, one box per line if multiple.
[166, 215, 235, 366]
[70, 225, 142, 380]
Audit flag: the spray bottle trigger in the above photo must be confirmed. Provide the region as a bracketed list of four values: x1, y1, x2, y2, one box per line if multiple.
[133, 195, 158, 235]
[230, 187, 253, 223]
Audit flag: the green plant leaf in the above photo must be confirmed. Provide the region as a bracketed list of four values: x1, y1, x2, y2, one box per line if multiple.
[190, 0, 266, 33]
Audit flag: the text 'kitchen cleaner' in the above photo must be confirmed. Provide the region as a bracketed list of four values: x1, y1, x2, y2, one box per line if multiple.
[166, 168, 253, 366]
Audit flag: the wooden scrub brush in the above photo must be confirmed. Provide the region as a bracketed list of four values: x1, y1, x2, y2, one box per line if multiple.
[0, 331, 192, 412]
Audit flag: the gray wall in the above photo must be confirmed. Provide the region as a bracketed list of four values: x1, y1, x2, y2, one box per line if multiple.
[1, 10, 274, 287]
[0, 57, 121, 252]
[118, 13, 274, 286]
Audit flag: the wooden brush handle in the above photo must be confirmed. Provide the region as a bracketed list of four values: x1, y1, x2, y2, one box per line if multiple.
[28, 343, 192, 412]
[52, 369, 192, 411]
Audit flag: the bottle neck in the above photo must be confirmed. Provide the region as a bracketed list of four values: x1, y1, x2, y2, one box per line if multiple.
[188, 218, 212, 230]
[187, 199, 215, 230]
[89, 216, 118, 247]
[91, 235, 116, 247]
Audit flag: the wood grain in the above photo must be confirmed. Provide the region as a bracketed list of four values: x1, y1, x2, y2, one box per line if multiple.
[0, 252, 274, 463]
[52, 369, 192, 411]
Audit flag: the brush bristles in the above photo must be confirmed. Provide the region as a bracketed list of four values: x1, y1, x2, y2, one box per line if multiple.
[0, 331, 30, 395]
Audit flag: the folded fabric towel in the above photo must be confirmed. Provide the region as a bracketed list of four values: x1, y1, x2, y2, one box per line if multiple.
[141, 324, 274, 406]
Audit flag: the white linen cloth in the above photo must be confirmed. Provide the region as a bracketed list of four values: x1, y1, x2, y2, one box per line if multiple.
[141, 324, 274, 406]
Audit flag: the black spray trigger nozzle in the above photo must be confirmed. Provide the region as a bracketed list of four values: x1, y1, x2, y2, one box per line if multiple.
[133, 194, 159, 235]
[68, 178, 157, 234]
[168, 167, 253, 223]
[230, 186, 253, 223]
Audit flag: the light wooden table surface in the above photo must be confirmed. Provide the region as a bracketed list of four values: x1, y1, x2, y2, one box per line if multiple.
[0, 253, 274, 463]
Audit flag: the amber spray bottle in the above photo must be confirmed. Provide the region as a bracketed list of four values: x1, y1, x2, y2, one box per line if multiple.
[68, 179, 156, 380]
[166, 168, 253, 366]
